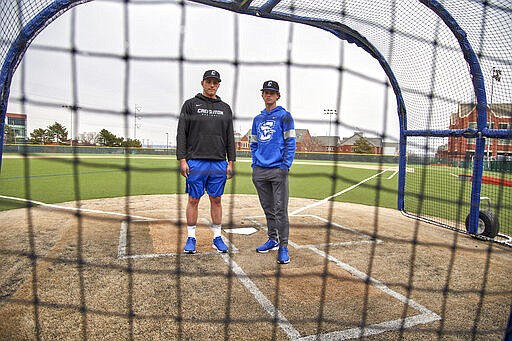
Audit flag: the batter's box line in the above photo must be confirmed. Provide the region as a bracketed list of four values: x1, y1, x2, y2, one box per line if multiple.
[243, 214, 382, 248]
[294, 214, 382, 242]
[292, 246, 441, 340]
[295, 313, 441, 340]
[117, 219, 239, 260]
[292, 239, 383, 249]
[242, 215, 439, 339]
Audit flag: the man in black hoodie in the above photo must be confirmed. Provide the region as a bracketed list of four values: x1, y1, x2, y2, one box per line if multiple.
[176, 70, 236, 254]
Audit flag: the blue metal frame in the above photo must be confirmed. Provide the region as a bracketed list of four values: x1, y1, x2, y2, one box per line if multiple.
[416, 0, 487, 234]
[0, 0, 90, 170]
[181, 0, 492, 235]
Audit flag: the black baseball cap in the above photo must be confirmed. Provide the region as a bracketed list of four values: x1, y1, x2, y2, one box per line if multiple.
[203, 70, 221, 81]
[261, 80, 279, 92]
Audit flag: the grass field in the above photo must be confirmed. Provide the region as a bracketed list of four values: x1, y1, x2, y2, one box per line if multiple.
[405, 163, 512, 235]
[0, 154, 399, 210]
[0, 153, 510, 235]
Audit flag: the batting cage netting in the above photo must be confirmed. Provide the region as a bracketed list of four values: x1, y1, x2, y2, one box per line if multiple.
[0, 0, 511, 340]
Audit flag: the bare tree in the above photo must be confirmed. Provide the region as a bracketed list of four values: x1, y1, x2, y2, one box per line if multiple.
[78, 132, 98, 145]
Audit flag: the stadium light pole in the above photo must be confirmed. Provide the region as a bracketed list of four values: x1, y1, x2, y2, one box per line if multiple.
[134, 104, 142, 140]
[166, 132, 169, 154]
[62, 105, 81, 146]
[323, 109, 337, 137]
[323, 109, 337, 152]
[487, 67, 501, 163]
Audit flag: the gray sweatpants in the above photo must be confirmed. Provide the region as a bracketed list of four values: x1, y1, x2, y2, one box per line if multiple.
[252, 166, 290, 246]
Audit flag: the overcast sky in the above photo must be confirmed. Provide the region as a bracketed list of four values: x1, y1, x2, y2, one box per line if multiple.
[7, 1, 401, 147]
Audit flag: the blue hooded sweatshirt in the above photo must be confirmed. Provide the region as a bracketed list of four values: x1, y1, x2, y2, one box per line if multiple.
[250, 105, 296, 170]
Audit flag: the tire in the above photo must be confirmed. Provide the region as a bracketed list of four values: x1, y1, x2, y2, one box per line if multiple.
[465, 210, 500, 238]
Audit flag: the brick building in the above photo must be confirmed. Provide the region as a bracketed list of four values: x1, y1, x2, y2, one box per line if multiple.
[312, 136, 341, 153]
[339, 131, 383, 154]
[238, 128, 389, 154]
[237, 130, 251, 151]
[443, 103, 512, 160]
[295, 129, 313, 152]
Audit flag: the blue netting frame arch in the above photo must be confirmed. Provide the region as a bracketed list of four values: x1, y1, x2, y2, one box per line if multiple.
[0, 1, 511, 240]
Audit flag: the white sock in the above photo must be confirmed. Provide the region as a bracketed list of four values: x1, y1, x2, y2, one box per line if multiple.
[212, 224, 222, 238]
[187, 225, 196, 238]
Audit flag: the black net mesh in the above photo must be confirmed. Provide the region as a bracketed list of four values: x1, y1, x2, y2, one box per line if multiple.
[0, 0, 511, 340]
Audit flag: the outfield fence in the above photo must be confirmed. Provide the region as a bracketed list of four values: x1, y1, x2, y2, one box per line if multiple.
[3, 144, 401, 163]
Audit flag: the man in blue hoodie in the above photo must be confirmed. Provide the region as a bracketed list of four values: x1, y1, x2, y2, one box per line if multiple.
[176, 70, 235, 254]
[250, 80, 296, 264]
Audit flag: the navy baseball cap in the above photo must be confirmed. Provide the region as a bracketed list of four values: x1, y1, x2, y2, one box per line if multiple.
[203, 69, 221, 81]
[261, 80, 279, 92]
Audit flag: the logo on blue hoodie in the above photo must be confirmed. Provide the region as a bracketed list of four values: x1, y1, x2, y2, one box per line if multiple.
[257, 120, 276, 142]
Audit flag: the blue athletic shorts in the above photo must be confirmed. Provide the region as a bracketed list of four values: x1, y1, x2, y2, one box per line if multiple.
[186, 159, 228, 198]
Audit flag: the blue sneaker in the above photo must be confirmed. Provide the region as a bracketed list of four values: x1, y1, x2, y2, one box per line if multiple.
[256, 239, 279, 253]
[277, 246, 290, 264]
[184, 237, 196, 254]
[212, 236, 228, 253]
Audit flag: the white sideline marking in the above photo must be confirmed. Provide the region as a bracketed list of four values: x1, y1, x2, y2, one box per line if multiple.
[386, 170, 398, 179]
[309, 247, 436, 314]
[118, 215, 299, 338]
[219, 253, 302, 340]
[0, 195, 155, 220]
[290, 169, 389, 216]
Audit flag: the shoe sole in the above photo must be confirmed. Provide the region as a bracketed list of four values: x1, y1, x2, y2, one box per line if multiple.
[184, 250, 196, 254]
[256, 246, 279, 253]
[277, 259, 290, 264]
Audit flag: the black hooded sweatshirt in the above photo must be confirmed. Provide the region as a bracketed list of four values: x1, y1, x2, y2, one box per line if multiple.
[176, 93, 236, 162]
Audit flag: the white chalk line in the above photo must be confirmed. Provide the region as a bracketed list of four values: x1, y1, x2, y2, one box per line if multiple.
[117, 215, 300, 339]
[290, 169, 391, 216]
[246, 212, 438, 339]
[293, 246, 441, 340]
[292, 239, 382, 249]
[245, 214, 380, 247]
[2, 190, 440, 339]
[387, 170, 398, 179]
[219, 253, 302, 340]
[0, 194, 155, 220]
[293, 214, 379, 241]
[0, 195, 240, 259]
[296, 313, 440, 340]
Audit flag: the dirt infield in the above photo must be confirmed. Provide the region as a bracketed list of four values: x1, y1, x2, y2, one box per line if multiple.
[0, 194, 510, 340]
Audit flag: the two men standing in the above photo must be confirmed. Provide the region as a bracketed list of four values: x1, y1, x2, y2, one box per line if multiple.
[177, 71, 296, 264]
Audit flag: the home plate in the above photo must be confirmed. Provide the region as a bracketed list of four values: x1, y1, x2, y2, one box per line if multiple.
[224, 227, 258, 235]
